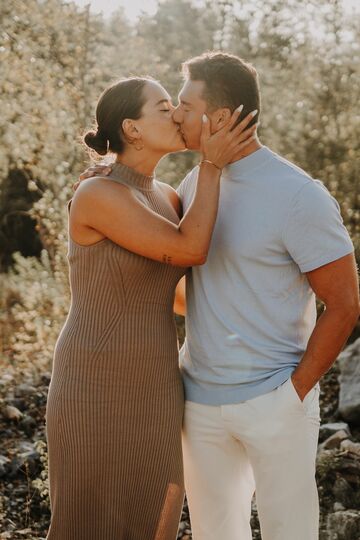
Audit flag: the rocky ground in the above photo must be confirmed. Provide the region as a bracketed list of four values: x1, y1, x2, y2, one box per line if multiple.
[0, 339, 359, 540]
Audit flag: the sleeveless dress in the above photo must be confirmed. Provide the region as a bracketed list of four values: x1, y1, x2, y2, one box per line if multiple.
[45, 162, 187, 540]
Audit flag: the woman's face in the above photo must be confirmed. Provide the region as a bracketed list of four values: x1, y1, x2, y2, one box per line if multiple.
[130, 81, 186, 154]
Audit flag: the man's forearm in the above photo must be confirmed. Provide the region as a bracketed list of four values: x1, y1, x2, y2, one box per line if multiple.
[173, 276, 186, 316]
[174, 297, 186, 316]
[291, 305, 359, 401]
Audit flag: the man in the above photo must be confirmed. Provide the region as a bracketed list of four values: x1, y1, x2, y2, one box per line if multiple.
[172, 52, 358, 540]
[78, 52, 359, 540]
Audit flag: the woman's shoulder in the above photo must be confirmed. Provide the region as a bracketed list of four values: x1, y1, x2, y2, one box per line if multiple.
[155, 180, 181, 216]
[70, 176, 132, 215]
[75, 175, 131, 199]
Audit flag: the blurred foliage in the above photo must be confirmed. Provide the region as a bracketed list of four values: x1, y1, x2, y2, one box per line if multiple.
[0, 0, 359, 378]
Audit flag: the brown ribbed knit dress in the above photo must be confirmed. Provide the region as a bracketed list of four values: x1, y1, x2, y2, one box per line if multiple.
[45, 162, 187, 540]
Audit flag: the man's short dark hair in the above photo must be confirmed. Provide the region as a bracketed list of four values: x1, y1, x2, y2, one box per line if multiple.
[182, 51, 260, 125]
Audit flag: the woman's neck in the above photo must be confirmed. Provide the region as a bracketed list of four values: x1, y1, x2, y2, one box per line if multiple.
[116, 148, 164, 177]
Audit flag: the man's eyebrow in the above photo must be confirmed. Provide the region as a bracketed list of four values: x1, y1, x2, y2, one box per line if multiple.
[155, 99, 171, 106]
[178, 98, 191, 106]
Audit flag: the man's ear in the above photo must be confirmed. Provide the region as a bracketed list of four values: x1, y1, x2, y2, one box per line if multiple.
[211, 108, 232, 132]
[122, 118, 141, 142]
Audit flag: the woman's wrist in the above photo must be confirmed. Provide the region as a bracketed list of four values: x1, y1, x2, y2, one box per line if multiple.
[199, 159, 222, 171]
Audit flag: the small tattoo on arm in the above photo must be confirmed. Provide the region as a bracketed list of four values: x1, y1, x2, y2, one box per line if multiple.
[162, 254, 173, 265]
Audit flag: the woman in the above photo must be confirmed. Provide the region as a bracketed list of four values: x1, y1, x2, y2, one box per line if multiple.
[45, 76, 256, 540]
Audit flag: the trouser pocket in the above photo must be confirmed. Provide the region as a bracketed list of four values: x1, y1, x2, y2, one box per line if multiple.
[286, 376, 320, 421]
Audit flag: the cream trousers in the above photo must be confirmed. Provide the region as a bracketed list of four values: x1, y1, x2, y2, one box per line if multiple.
[182, 376, 320, 540]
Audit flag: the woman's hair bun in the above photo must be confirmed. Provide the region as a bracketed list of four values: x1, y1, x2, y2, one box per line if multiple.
[83, 129, 108, 156]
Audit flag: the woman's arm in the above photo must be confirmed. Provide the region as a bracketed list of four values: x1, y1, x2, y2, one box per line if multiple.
[174, 276, 186, 315]
[71, 161, 219, 266]
[71, 110, 256, 267]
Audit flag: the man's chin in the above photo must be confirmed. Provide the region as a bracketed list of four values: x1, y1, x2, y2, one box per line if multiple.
[179, 133, 201, 151]
[184, 141, 201, 152]
[178, 141, 188, 152]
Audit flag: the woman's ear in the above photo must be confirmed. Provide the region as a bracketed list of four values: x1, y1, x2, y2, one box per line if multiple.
[122, 119, 141, 142]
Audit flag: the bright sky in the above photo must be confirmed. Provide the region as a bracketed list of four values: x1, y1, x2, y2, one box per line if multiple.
[71, 0, 360, 20]
[72, 0, 159, 20]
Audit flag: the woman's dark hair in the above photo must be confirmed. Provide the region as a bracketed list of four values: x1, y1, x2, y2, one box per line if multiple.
[83, 77, 152, 155]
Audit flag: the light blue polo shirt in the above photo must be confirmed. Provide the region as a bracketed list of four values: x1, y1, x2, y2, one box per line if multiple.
[176, 146, 354, 405]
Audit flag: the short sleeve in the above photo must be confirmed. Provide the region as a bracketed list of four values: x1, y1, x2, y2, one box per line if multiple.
[176, 175, 187, 201]
[176, 167, 198, 212]
[283, 180, 354, 273]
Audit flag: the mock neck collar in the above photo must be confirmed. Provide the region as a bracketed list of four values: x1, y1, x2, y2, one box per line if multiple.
[109, 161, 155, 191]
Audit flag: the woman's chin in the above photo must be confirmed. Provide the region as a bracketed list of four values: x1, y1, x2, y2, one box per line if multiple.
[167, 141, 187, 152]
[175, 132, 187, 150]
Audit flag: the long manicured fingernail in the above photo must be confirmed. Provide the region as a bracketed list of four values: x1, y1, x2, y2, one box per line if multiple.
[202, 114, 208, 123]
[250, 109, 258, 117]
[236, 104, 244, 112]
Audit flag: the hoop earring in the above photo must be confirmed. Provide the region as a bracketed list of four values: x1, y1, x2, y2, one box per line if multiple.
[134, 141, 144, 151]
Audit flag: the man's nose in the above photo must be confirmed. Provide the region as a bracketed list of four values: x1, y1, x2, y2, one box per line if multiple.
[172, 106, 182, 124]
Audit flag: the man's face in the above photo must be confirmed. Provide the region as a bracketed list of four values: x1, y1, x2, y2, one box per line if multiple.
[172, 80, 208, 151]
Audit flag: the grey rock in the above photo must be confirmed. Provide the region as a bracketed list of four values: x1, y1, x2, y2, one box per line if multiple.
[332, 476, 354, 508]
[14, 383, 37, 398]
[41, 371, 52, 385]
[338, 338, 360, 424]
[333, 502, 345, 512]
[19, 414, 36, 436]
[6, 397, 27, 411]
[323, 430, 350, 450]
[0, 373, 14, 386]
[340, 439, 360, 457]
[9, 441, 40, 477]
[3, 404, 23, 421]
[0, 454, 11, 477]
[13, 529, 33, 536]
[319, 422, 351, 443]
[18, 440, 37, 453]
[326, 510, 360, 539]
[1, 532, 13, 539]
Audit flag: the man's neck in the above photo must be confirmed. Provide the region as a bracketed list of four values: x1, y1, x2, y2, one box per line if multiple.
[229, 138, 263, 164]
